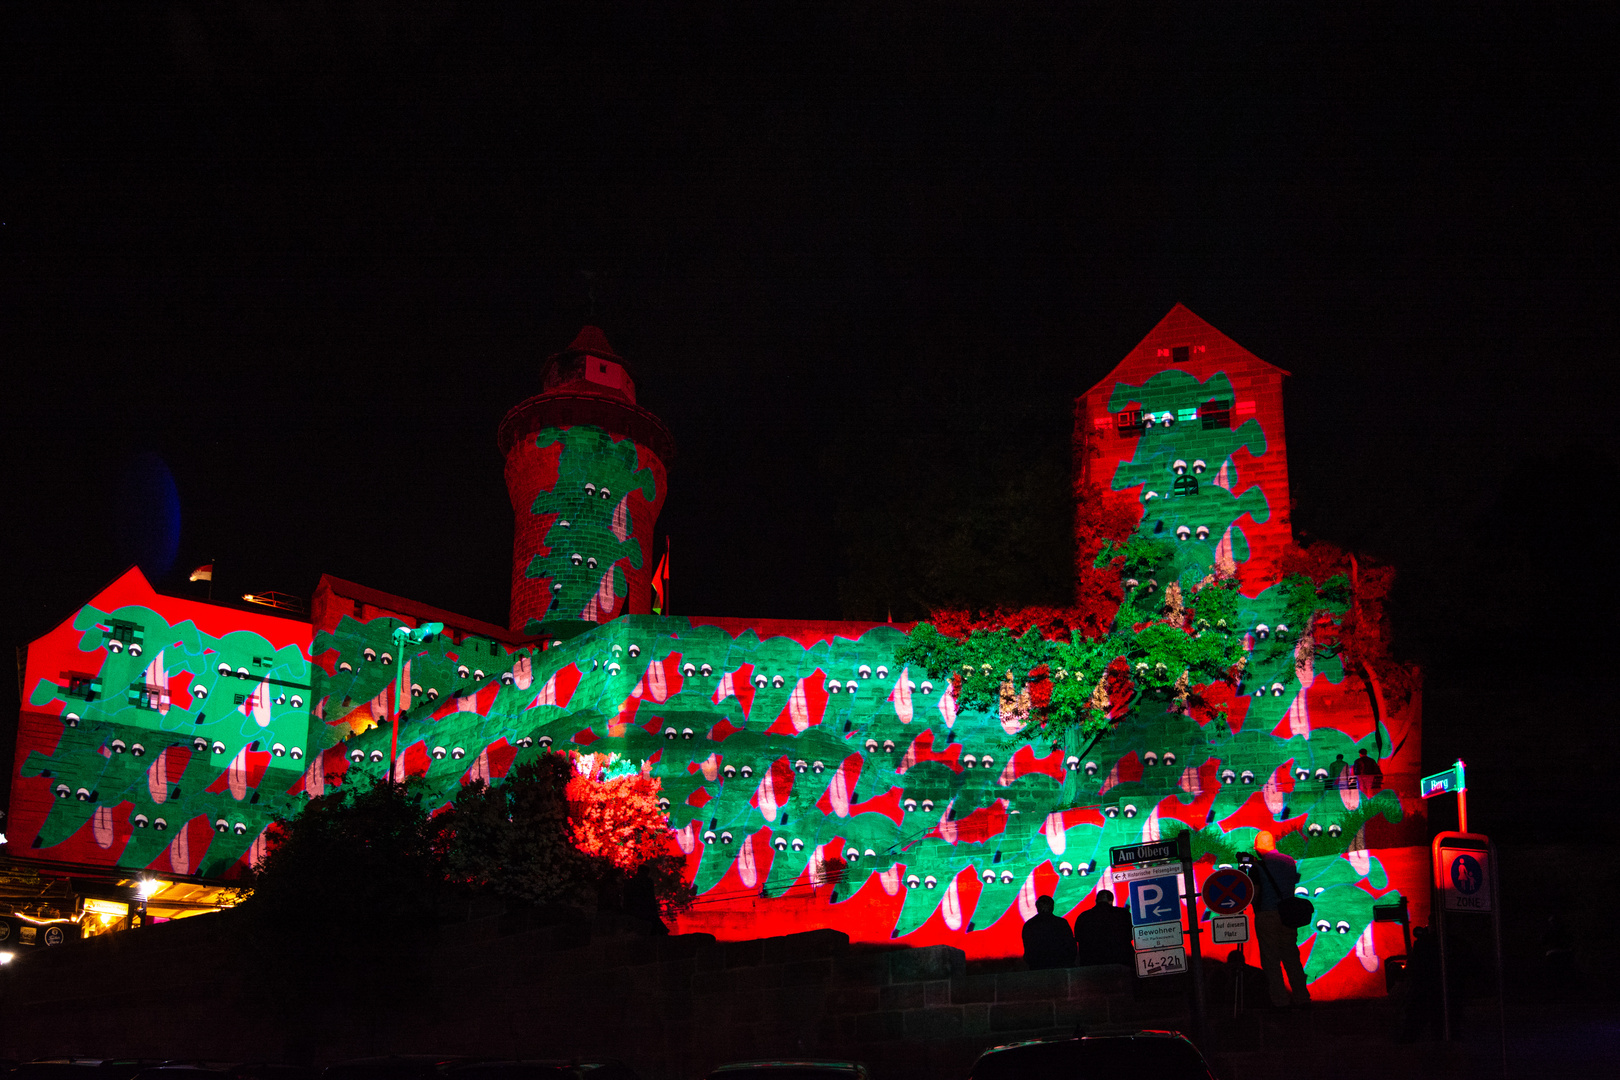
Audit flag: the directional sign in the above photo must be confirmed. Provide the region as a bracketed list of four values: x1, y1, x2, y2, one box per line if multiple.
[1133, 920, 1183, 950]
[1135, 945, 1188, 978]
[1112, 858, 1182, 884]
[1203, 868, 1255, 915]
[1440, 846, 1491, 912]
[1112, 841, 1178, 867]
[1421, 763, 1466, 798]
[1212, 915, 1250, 944]
[1129, 875, 1183, 926]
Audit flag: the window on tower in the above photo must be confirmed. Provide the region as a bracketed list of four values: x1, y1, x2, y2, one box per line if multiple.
[1200, 399, 1232, 429]
[1171, 345, 1190, 363]
[1115, 409, 1145, 437]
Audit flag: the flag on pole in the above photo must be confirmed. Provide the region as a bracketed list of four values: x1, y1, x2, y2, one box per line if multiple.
[651, 540, 670, 614]
[189, 564, 214, 582]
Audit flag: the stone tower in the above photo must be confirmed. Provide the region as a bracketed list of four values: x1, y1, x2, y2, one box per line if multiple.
[498, 327, 675, 636]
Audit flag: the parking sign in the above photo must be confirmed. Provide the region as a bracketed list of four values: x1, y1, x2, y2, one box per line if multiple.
[1128, 874, 1182, 926]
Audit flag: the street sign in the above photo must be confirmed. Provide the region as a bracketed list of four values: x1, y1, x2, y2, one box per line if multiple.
[1112, 858, 1182, 883]
[1111, 841, 1178, 867]
[1135, 945, 1188, 978]
[1128, 875, 1182, 926]
[1203, 868, 1255, 915]
[1212, 915, 1250, 944]
[1439, 846, 1492, 912]
[1421, 763, 1466, 798]
[1133, 920, 1183, 950]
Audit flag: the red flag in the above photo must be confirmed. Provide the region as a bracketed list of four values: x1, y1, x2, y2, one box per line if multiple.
[651, 541, 670, 614]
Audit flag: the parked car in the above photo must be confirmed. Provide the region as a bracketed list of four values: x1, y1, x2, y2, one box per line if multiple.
[322, 1058, 468, 1080]
[448, 1062, 638, 1080]
[701, 1061, 872, 1080]
[968, 1033, 1215, 1080]
[13, 1061, 162, 1080]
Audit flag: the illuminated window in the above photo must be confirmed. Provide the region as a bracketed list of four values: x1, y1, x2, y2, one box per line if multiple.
[1200, 399, 1231, 429]
[1115, 409, 1145, 438]
[1172, 475, 1199, 497]
[128, 683, 169, 711]
[64, 672, 101, 700]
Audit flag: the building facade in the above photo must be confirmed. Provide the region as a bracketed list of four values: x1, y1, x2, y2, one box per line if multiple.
[6, 308, 1423, 999]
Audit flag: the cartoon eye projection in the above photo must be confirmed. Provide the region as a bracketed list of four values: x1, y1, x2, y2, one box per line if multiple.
[152, 817, 168, 831]
[1084, 761, 1099, 777]
[586, 557, 598, 570]
[1271, 683, 1286, 697]
[192, 682, 209, 700]
[1240, 770, 1255, 784]
[559, 520, 571, 529]
[571, 553, 583, 567]
[451, 747, 466, 760]
[962, 754, 976, 769]
[700, 664, 713, 677]
[829, 681, 840, 693]
[1058, 861, 1074, 876]
[1295, 767, 1310, 780]
[795, 759, 809, 774]
[723, 765, 737, 779]
[552, 583, 564, 593]
[1314, 886, 1327, 897]
[1163, 752, 1176, 766]
[1193, 459, 1207, 473]
[924, 875, 938, 889]
[1328, 823, 1343, 838]
[538, 735, 552, 749]
[921, 799, 935, 812]
[719, 831, 733, 844]
[904, 798, 918, 812]
[876, 666, 890, 679]
[682, 728, 694, 740]
[54, 783, 70, 799]
[657, 797, 670, 811]
[473, 669, 485, 680]
[217, 662, 232, 676]
[1314, 768, 1329, 780]
[1123, 804, 1138, 818]
[791, 838, 805, 852]
[845, 681, 858, 693]
[109, 739, 126, 754]
[1221, 768, 1237, 784]
[1104, 806, 1119, 818]
[771, 675, 786, 689]
[702, 830, 717, 844]
[427, 688, 441, 702]
[1335, 920, 1352, 934]
[339, 662, 352, 673]
[517, 737, 533, 748]
[193, 737, 209, 752]
[739, 765, 752, 778]
[364, 648, 377, 663]
[129, 642, 142, 655]
[289, 747, 303, 759]
[608, 663, 622, 676]
[1143, 751, 1159, 766]
[981, 755, 995, 768]
[883, 740, 896, 754]
[683, 663, 696, 677]
[755, 674, 769, 689]
[982, 869, 996, 884]
[1176, 525, 1191, 540]
[272, 742, 286, 757]
[1195, 525, 1210, 540]
[663, 727, 678, 741]
[108, 639, 123, 653]
[133, 813, 149, 828]
[584, 483, 596, 496]
[1065, 755, 1081, 772]
[431, 746, 448, 760]
[920, 680, 933, 694]
[865, 848, 877, 858]
[380, 653, 393, 666]
[290, 695, 303, 708]
[906, 875, 921, 889]
[1173, 459, 1188, 475]
[1316, 919, 1332, 934]
[131, 743, 145, 757]
[858, 665, 872, 679]
[349, 749, 366, 763]
[774, 836, 789, 851]
[849, 847, 864, 863]
[811, 760, 826, 774]
[1000, 870, 1014, 884]
[212, 741, 227, 755]
[457, 665, 470, 679]
[599, 487, 611, 500]
[864, 739, 878, 754]
[627, 644, 641, 658]
[501, 671, 515, 684]
[1255, 624, 1271, 640]
[214, 818, 229, 833]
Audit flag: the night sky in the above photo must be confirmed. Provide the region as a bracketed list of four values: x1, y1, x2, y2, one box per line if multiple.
[3, 4, 1616, 834]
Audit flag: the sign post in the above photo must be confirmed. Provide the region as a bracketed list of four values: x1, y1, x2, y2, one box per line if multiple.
[1111, 834, 1208, 1049]
[1431, 829, 1506, 1076]
[1421, 759, 1468, 833]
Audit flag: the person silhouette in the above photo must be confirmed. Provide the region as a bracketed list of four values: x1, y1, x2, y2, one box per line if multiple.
[1022, 894, 1077, 969]
[1073, 889, 1134, 967]
[1327, 753, 1349, 788]
[1252, 830, 1312, 1009]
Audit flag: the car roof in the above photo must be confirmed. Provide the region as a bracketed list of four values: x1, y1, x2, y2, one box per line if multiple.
[707, 1065, 866, 1073]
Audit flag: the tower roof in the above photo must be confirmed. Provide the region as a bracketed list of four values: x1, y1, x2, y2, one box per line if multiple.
[1085, 303, 1290, 398]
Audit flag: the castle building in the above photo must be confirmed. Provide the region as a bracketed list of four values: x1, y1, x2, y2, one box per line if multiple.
[5, 307, 1422, 1000]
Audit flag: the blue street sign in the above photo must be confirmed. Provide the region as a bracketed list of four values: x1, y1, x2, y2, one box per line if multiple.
[1128, 874, 1182, 927]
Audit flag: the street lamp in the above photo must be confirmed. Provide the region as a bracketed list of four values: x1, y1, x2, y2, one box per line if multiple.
[388, 622, 443, 779]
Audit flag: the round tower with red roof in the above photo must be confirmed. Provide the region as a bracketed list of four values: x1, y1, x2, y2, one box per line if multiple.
[498, 327, 675, 637]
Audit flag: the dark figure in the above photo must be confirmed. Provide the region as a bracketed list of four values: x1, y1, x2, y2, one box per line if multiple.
[1073, 889, 1134, 967]
[1326, 753, 1349, 788]
[1352, 748, 1383, 793]
[1251, 830, 1311, 1008]
[1399, 925, 1445, 1040]
[1022, 894, 1077, 969]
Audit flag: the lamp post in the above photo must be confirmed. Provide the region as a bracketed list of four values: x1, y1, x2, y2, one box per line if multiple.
[388, 621, 443, 780]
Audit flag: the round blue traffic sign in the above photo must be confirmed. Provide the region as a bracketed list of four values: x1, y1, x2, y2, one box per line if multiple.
[1450, 853, 1484, 895]
[1204, 867, 1255, 914]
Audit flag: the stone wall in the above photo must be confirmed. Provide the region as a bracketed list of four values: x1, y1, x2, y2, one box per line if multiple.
[0, 910, 1184, 1080]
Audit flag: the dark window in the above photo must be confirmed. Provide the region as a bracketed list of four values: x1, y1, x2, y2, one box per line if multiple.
[1200, 399, 1232, 429]
[1171, 345, 1190, 363]
[65, 672, 100, 700]
[1115, 409, 1145, 437]
[106, 621, 138, 645]
[1172, 475, 1200, 497]
[129, 684, 162, 710]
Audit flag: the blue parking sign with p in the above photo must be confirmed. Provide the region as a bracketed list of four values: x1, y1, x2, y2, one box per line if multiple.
[1128, 875, 1182, 926]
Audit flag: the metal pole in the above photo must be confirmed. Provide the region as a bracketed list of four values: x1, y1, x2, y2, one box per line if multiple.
[1458, 789, 1468, 835]
[1435, 836, 1452, 1042]
[1491, 840, 1507, 1079]
[392, 632, 405, 782]
[1178, 831, 1208, 1049]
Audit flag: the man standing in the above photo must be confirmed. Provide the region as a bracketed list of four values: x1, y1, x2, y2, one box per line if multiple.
[1073, 888, 1135, 967]
[1252, 830, 1312, 1009]
[1022, 894, 1077, 968]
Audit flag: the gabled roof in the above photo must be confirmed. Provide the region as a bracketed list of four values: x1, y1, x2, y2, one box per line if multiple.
[1085, 303, 1290, 398]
